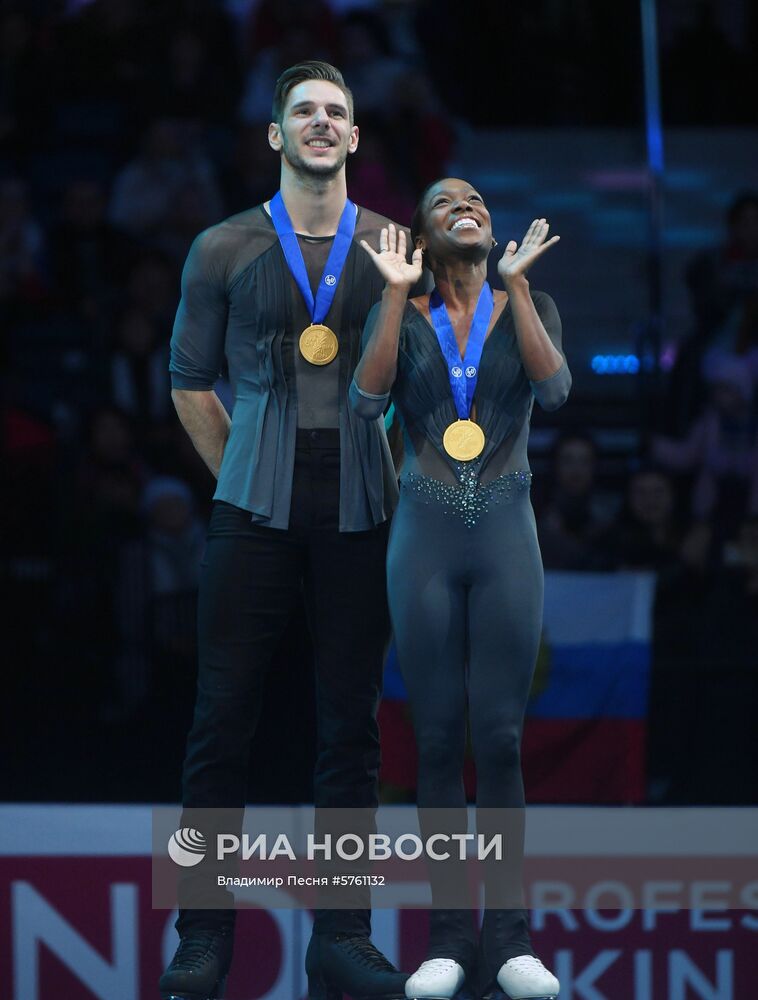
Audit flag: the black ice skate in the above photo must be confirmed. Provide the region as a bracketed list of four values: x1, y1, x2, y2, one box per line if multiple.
[159, 927, 233, 1000]
[306, 931, 409, 999]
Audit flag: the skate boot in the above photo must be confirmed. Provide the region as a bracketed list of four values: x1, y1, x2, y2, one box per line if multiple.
[405, 908, 477, 999]
[494, 954, 559, 999]
[159, 927, 233, 1000]
[405, 958, 466, 998]
[478, 909, 557, 999]
[306, 931, 409, 999]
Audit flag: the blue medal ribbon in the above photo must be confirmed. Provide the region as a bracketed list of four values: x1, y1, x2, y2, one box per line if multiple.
[429, 282, 494, 420]
[269, 191, 356, 325]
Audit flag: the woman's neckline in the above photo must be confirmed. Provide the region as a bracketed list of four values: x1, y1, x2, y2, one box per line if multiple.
[407, 289, 511, 347]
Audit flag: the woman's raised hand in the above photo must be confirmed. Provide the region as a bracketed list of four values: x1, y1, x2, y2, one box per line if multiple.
[360, 224, 423, 290]
[497, 218, 560, 286]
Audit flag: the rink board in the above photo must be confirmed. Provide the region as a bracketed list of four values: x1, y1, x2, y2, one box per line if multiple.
[1, 804, 757, 999]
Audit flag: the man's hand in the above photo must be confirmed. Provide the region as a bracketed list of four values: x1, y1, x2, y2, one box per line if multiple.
[171, 388, 230, 479]
[361, 224, 423, 290]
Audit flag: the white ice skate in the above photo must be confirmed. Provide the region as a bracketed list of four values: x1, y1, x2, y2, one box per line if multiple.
[405, 958, 466, 998]
[496, 954, 559, 998]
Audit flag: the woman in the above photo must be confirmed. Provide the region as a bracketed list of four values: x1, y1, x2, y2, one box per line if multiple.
[351, 178, 569, 1000]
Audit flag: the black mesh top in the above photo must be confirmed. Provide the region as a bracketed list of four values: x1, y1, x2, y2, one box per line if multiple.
[169, 203, 406, 530]
[350, 290, 571, 485]
[293, 232, 340, 429]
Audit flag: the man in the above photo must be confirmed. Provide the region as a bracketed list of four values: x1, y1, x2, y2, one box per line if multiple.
[160, 62, 409, 1000]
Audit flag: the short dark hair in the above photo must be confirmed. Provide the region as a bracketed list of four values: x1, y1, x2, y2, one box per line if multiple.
[272, 61, 354, 125]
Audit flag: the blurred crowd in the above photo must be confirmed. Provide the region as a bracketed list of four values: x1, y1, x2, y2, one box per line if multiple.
[532, 194, 758, 805]
[1, 0, 756, 806]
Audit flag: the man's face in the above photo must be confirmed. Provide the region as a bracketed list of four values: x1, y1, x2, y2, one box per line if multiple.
[268, 79, 358, 178]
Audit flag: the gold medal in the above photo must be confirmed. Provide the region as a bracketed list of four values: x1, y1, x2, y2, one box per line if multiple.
[443, 419, 485, 462]
[299, 324, 339, 366]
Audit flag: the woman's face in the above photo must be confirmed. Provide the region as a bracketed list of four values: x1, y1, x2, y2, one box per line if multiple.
[417, 178, 492, 265]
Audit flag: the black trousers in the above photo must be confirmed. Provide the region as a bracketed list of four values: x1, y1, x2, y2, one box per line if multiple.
[177, 429, 390, 936]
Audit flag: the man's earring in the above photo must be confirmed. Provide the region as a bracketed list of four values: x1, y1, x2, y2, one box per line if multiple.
[492, 238, 498, 248]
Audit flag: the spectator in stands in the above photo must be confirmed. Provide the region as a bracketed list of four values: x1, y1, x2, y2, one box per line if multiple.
[49, 178, 136, 325]
[698, 195, 758, 394]
[0, 177, 45, 307]
[148, 26, 239, 125]
[653, 353, 758, 542]
[238, 0, 337, 124]
[694, 193, 758, 332]
[110, 306, 170, 426]
[220, 124, 281, 216]
[243, 0, 336, 64]
[346, 116, 415, 225]
[723, 515, 758, 597]
[133, 475, 206, 725]
[666, 191, 758, 433]
[0, 6, 49, 158]
[338, 11, 406, 117]
[75, 406, 145, 530]
[536, 431, 617, 570]
[62, 406, 147, 717]
[238, 29, 332, 124]
[388, 68, 456, 192]
[125, 251, 180, 331]
[674, 511, 758, 803]
[660, 0, 754, 126]
[108, 117, 223, 240]
[51, 0, 153, 106]
[142, 475, 205, 598]
[603, 466, 682, 571]
[152, 175, 227, 265]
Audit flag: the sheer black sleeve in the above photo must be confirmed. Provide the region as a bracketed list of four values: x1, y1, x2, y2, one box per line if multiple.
[528, 291, 571, 411]
[169, 229, 229, 390]
[349, 301, 392, 420]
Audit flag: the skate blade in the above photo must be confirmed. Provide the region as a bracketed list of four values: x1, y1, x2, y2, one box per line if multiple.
[484, 994, 557, 1000]
[354, 994, 407, 1000]
[405, 992, 476, 1000]
[161, 986, 226, 1000]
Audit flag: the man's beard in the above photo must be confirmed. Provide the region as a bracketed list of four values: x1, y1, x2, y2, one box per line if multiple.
[281, 133, 348, 179]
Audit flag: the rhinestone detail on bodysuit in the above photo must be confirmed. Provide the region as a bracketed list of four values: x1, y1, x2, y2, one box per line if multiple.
[401, 467, 532, 527]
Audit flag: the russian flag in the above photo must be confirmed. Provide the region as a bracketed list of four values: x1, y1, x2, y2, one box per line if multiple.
[523, 571, 655, 803]
[378, 571, 655, 804]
